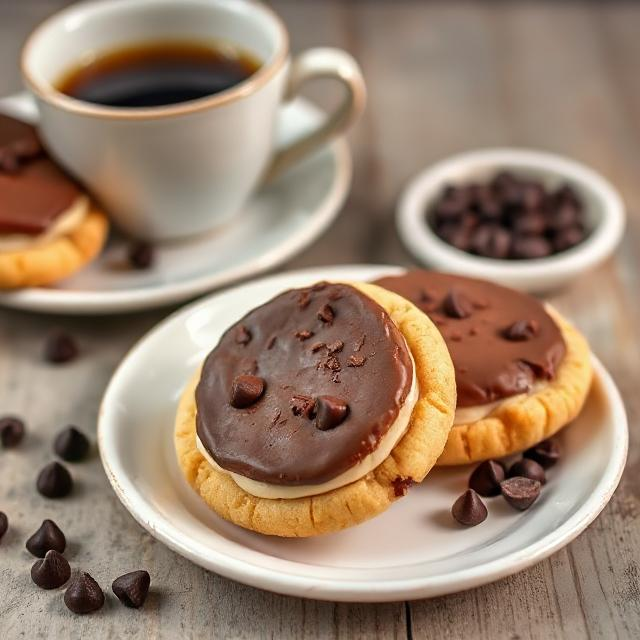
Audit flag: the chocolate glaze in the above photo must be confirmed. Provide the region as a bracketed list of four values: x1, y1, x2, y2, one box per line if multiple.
[374, 271, 565, 407]
[0, 115, 80, 235]
[196, 282, 413, 486]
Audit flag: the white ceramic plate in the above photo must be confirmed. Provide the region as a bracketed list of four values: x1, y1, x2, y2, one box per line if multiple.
[98, 265, 628, 602]
[0, 94, 351, 314]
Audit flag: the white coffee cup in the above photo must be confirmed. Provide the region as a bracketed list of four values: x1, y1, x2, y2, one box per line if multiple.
[21, 0, 366, 240]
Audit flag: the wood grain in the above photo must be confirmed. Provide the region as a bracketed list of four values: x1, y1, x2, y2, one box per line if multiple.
[0, 1, 639, 638]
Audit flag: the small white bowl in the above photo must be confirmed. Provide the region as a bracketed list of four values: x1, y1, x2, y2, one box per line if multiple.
[397, 148, 625, 292]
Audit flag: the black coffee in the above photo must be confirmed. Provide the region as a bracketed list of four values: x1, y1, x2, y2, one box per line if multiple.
[56, 41, 261, 108]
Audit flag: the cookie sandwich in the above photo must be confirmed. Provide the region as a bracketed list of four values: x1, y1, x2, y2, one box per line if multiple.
[175, 281, 456, 537]
[0, 115, 108, 288]
[374, 271, 592, 465]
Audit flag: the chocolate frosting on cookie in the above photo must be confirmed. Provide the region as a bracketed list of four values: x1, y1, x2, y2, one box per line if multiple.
[374, 271, 565, 407]
[0, 114, 81, 235]
[196, 282, 414, 486]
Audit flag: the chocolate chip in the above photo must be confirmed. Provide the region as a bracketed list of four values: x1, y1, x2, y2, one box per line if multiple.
[0, 416, 25, 448]
[470, 225, 511, 259]
[317, 304, 335, 325]
[54, 427, 90, 462]
[36, 462, 73, 498]
[347, 354, 366, 367]
[64, 572, 105, 614]
[451, 489, 488, 526]
[392, 476, 414, 497]
[310, 342, 326, 353]
[112, 570, 151, 608]
[503, 319, 539, 341]
[548, 201, 580, 232]
[295, 330, 314, 341]
[290, 395, 315, 418]
[500, 477, 541, 510]
[443, 289, 473, 319]
[44, 330, 79, 364]
[314, 396, 349, 430]
[298, 290, 311, 309]
[524, 437, 562, 468]
[31, 550, 71, 589]
[354, 335, 366, 352]
[510, 235, 552, 259]
[468, 460, 505, 497]
[512, 211, 547, 235]
[0, 512, 7, 541]
[128, 242, 154, 269]
[326, 340, 344, 354]
[324, 355, 341, 371]
[508, 458, 546, 484]
[235, 325, 252, 345]
[230, 375, 265, 408]
[553, 226, 584, 252]
[26, 519, 66, 557]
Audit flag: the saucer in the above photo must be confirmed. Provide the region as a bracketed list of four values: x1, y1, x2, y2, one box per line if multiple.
[98, 265, 627, 602]
[0, 93, 351, 314]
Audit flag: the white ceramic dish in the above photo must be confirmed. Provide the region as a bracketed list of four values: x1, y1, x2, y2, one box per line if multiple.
[397, 148, 625, 293]
[98, 265, 627, 602]
[0, 93, 351, 314]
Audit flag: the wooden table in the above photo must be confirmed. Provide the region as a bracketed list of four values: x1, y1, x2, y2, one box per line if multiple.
[1, 1, 639, 638]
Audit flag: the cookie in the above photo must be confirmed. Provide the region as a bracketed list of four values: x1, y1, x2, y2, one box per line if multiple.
[0, 114, 108, 288]
[374, 271, 592, 465]
[175, 281, 456, 537]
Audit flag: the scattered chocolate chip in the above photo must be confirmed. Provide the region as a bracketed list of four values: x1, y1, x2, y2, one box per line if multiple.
[290, 394, 315, 418]
[31, 550, 71, 589]
[64, 572, 105, 614]
[443, 289, 473, 319]
[347, 354, 366, 367]
[451, 489, 488, 526]
[317, 304, 335, 325]
[508, 458, 546, 484]
[326, 340, 344, 354]
[503, 319, 539, 341]
[392, 476, 414, 497]
[54, 426, 90, 462]
[235, 325, 252, 345]
[524, 438, 562, 469]
[0, 416, 25, 448]
[468, 460, 505, 497]
[112, 570, 151, 608]
[128, 242, 154, 269]
[230, 375, 265, 409]
[36, 462, 73, 498]
[0, 512, 7, 541]
[26, 519, 66, 557]
[314, 396, 349, 430]
[310, 342, 326, 353]
[44, 330, 79, 364]
[500, 477, 541, 510]
[295, 330, 314, 341]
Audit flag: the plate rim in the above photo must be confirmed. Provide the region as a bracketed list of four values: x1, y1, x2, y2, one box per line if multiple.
[98, 264, 629, 602]
[0, 94, 352, 315]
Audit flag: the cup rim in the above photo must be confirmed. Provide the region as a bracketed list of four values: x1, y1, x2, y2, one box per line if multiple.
[20, 0, 290, 121]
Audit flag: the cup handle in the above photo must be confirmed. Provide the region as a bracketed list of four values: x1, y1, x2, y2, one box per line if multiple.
[265, 47, 366, 181]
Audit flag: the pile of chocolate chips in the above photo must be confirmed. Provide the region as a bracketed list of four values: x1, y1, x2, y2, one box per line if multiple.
[429, 172, 587, 259]
[451, 437, 562, 526]
[0, 416, 151, 614]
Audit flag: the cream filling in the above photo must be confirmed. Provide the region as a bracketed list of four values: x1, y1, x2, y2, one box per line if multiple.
[196, 352, 419, 500]
[0, 195, 89, 252]
[453, 381, 548, 425]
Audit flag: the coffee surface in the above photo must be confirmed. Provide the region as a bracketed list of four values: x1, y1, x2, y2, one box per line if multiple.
[375, 271, 566, 407]
[196, 282, 414, 486]
[56, 41, 261, 108]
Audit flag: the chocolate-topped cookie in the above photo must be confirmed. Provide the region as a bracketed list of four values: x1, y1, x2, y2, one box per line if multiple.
[175, 281, 457, 537]
[0, 114, 108, 289]
[374, 271, 592, 465]
[196, 282, 413, 486]
[374, 271, 566, 407]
